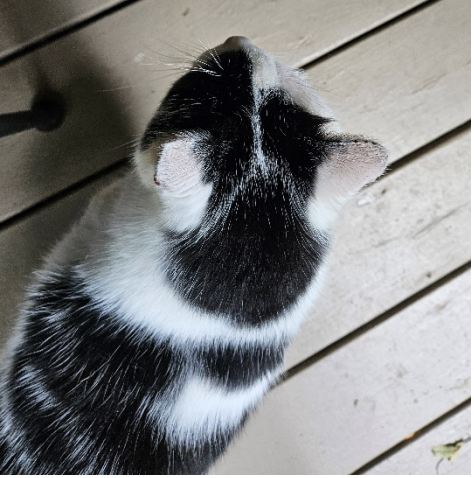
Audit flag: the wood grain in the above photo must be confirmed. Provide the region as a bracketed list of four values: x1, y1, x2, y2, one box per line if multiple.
[0, 0, 431, 222]
[286, 128, 471, 369]
[306, 0, 471, 160]
[364, 405, 471, 475]
[0, 0, 125, 61]
[210, 270, 471, 475]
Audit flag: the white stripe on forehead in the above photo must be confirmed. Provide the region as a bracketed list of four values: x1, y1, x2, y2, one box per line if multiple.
[211, 36, 339, 123]
[250, 50, 279, 94]
[212, 39, 281, 180]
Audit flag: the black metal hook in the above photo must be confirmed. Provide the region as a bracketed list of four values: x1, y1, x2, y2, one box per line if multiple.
[0, 91, 66, 139]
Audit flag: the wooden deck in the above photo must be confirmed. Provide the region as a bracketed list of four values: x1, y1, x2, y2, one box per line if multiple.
[0, 0, 470, 474]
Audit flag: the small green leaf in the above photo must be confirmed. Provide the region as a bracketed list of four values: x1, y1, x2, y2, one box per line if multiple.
[431, 441, 464, 461]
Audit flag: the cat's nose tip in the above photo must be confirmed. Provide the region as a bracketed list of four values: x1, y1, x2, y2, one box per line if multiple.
[223, 36, 253, 48]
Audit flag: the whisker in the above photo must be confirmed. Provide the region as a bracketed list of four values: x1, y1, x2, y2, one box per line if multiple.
[145, 52, 193, 65]
[139, 38, 204, 68]
[107, 137, 142, 152]
[197, 38, 212, 57]
[151, 38, 199, 58]
[207, 48, 224, 71]
[94, 71, 184, 92]
[212, 47, 224, 69]
[149, 59, 194, 70]
[193, 57, 214, 69]
[172, 38, 205, 56]
[146, 71, 187, 81]
[291, 77, 345, 98]
[191, 69, 221, 77]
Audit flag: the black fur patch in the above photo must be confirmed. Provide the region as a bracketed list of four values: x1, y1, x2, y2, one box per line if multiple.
[162, 89, 330, 325]
[141, 50, 254, 149]
[0, 270, 239, 474]
[164, 207, 327, 326]
[0, 266, 285, 473]
[259, 93, 331, 199]
[197, 340, 287, 389]
[140, 51, 330, 326]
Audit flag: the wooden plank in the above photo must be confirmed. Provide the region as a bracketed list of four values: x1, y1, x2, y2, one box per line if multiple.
[285, 128, 471, 369]
[0, 0, 125, 61]
[363, 406, 471, 475]
[0, 0, 437, 222]
[306, 0, 471, 160]
[210, 270, 471, 475]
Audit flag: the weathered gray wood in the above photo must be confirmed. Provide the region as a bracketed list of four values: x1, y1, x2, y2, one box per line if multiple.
[285, 129, 471, 369]
[0, 0, 443, 222]
[210, 270, 471, 475]
[306, 0, 471, 159]
[364, 406, 471, 475]
[0, 0, 124, 61]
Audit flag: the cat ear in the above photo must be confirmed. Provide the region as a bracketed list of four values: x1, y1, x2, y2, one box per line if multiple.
[309, 137, 387, 232]
[134, 138, 212, 231]
[154, 139, 209, 197]
[157, 139, 213, 231]
[318, 137, 388, 199]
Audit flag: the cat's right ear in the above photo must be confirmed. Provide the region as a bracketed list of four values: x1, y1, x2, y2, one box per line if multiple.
[318, 137, 388, 199]
[309, 137, 388, 232]
[134, 138, 213, 231]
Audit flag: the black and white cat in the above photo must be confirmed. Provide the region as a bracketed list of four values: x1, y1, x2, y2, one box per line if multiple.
[0, 36, 387, 474]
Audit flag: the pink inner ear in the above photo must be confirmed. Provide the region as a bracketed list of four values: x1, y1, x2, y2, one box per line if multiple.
[319, 140, 388, 198]
[155, 139, 204, 197]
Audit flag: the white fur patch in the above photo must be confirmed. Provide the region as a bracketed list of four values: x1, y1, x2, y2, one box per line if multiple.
[278, 66, 340, 132]
[251, 50, 279, 92]
[308, 194, 344, 233]
[79, 233, 324, 347]
[162, 373, 276, 444]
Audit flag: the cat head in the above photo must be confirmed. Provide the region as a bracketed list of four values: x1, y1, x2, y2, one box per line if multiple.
[134, 36, 388, 234]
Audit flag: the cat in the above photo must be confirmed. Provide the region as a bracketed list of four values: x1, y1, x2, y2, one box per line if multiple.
[0, 36, 387, 474]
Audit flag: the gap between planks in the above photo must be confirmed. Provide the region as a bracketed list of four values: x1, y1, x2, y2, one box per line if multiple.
[352, 397, 471, 475]
[0, 0, 432, 68]
[284, 261, 471, 383]
[384, 121, 471, 179]
[0, 0, 142, 66]
[301, 0, 439, 69]
[0, 157, 130, 234]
